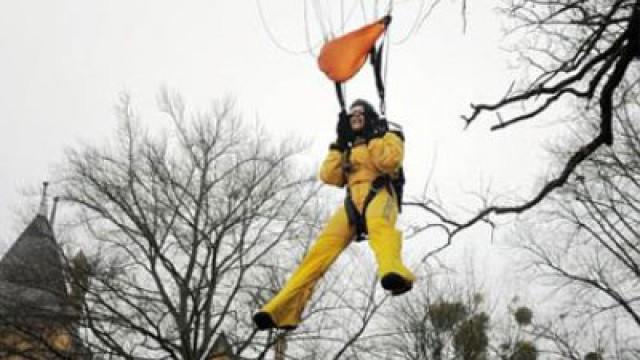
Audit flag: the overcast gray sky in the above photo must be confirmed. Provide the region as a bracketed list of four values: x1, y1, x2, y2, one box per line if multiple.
[0, 1, 568, 292]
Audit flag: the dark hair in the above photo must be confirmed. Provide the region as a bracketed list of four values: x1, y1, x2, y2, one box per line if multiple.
[350, 99, 378, 120]
[350, 99, 379, 136]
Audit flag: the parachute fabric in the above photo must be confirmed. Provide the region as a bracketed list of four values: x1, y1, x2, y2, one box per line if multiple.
[317, 16, 390, 83]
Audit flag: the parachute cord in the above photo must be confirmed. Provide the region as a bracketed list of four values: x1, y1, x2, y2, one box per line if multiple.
[324, 0, 336, 39]
[339, 1, 361, 33]
[393, 0, 441, 45]
[340, 0, 345, 34]
[256, 0, 312, 55]
[303, 0, 320, 57]
[359, 0, 368, 23]
[417, 0, 443, 32]
[312, 0, 330, 42]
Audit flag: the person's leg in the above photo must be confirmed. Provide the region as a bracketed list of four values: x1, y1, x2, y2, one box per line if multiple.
[255, 207, 353, 329]
[365, 189, 415, 295]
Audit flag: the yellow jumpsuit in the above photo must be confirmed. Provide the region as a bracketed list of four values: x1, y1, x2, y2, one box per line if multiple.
[258, 132, 415, 329]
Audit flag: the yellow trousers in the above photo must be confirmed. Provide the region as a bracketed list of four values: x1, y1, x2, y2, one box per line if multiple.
[259, 188, 415, 328]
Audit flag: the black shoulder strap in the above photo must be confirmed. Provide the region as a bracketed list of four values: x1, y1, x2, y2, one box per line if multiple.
[370, 44, 386, 115]
[335, 82, 346, 113]
[340, 146, 352, 186]
[370, 15, 391, 116]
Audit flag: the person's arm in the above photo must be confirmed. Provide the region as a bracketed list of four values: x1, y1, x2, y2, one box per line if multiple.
[367, 130, 404, 174]
[319, 111, 352, 186]
[319, 143, 346, 187]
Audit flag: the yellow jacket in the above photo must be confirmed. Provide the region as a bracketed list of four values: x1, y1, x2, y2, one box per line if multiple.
[319, 132, 403, 211]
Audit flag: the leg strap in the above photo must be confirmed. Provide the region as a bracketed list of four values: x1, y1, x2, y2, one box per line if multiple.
[344, 176, 390, 241]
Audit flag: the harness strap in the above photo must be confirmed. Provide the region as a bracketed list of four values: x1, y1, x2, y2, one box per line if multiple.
[344, 192, 364, 241]
[370, 42, 386, 115]
[335, 82, 346, 113]
[370, 15, 391, 116]
[345, 175, 393, 241]
[340, 147, 352, 186]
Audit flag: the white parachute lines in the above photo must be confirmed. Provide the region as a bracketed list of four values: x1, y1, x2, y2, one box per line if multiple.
[255, 0, 440, 57]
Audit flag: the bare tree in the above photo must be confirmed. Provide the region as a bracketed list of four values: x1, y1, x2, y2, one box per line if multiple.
[362, 267, 495, 360]
[47, 90, 402, 360]
[409, 0, 640, 258]
[51, 90, 335, 359]
[352, 265, 558, 360]
[513, 80, 640, 359]
[0, 90, 401, 360]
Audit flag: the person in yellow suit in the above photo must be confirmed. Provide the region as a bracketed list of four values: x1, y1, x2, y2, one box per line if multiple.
[253, 99, 415, 330]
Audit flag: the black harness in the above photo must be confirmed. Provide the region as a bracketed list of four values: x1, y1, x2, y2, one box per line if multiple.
[345, 175, 395, 242]
[341, 143, 403, 242]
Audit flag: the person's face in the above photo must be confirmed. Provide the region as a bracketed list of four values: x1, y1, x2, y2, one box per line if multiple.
[349, 105, 366, 131]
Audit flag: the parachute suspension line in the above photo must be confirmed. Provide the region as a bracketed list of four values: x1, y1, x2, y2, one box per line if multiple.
[386, 0, 394, 16]
[303, 0, 319, 57]
[392, 0, 440, 45]
[323, 0, 337, 39]
[339, 1, 361, 34]
[461, 0, 468, 33]
[302, 0, 333, 56]
[256, 0, 311, 55]
[311, 0, 331, 42]
[359, 0, 369, 23]
[394, 0, 425, 45]
[340, 0, 345, 34]
[417, 0, 444, 33]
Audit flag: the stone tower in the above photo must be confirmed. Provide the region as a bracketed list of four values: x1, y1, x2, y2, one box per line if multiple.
[0, 183, 90, 359]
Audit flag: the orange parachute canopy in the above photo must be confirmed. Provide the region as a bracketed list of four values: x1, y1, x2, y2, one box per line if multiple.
[318, 16, 390, 83]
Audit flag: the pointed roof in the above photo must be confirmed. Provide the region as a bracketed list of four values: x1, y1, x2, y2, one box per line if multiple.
[207, 333, 241, 360]
[211, 333, 233, 356]
[0, 214, 68, 299]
